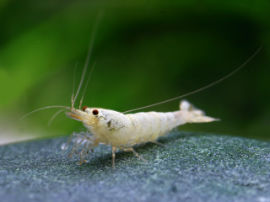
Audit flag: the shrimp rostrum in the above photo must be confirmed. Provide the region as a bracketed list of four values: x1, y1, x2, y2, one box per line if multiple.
[66, 101, 217, 167]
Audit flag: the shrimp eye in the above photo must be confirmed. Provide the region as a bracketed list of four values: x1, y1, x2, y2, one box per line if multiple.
[82, 106, 88, 112]
[92, 109, 99, 115]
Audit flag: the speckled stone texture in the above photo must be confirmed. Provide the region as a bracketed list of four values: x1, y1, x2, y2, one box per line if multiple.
[0, 132, 270, 202]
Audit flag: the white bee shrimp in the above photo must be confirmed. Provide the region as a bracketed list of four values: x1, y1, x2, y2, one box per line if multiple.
[62, 45, 261, 167]
[66, 100, 217, 167]
[21, 19, 261, 168]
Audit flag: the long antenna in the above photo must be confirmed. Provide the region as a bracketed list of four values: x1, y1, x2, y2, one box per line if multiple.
[21, 105, 69, 120]
[79, 62, 96, 109]
[72, 12, 103, 108]
[71, 63, 78, 109]
[48, 109, 66, 126]
[124, 46, 262, 114]
[21, 12, 104, 122]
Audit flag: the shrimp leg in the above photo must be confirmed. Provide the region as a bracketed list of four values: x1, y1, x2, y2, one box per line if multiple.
[123, 148, 147, 162]
[112, 146, 117, 168]
[150, 141, 165, 147]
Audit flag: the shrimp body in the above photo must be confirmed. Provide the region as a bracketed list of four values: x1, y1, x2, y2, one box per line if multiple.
[124, 101, 216, 145]
[66, 100, 217, 166]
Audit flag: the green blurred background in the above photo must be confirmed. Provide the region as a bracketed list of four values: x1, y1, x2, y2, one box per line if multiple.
[0, 0, 269, 144]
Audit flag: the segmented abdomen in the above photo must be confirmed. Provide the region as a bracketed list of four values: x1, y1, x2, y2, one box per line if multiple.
[126, 111, 181, 145]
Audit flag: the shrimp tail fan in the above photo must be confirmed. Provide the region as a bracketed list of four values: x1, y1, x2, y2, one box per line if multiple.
[179, 100, 219, 123]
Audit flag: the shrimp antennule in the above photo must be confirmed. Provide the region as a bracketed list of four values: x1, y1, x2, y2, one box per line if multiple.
[72, 13, 102, 109]
[21, 105, 69, 120]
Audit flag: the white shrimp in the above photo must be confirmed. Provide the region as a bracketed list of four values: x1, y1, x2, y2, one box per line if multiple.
[22, 17, 261, 167]
[63, 45, 261, 167]
[66, 100, 217, 167]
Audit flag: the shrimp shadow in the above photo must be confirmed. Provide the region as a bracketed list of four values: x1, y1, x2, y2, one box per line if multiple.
[78, 131, 205, 170]
[134, 131, 205, 152]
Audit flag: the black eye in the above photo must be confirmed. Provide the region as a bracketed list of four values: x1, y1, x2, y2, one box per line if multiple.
[92, 109, 99, 115]
[82, 106, 88, 112]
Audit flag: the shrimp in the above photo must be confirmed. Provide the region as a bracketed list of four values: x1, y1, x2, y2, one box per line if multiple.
[22, 15, 261, 167]
[66, 100, 217, 167]
[63, 43, 261, 167]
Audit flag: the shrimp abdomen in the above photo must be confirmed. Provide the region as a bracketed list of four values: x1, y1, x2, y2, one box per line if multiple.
[125, 100, 218, 145]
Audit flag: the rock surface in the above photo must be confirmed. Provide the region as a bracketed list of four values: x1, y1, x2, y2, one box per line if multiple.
[1, 132, 270, 202]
